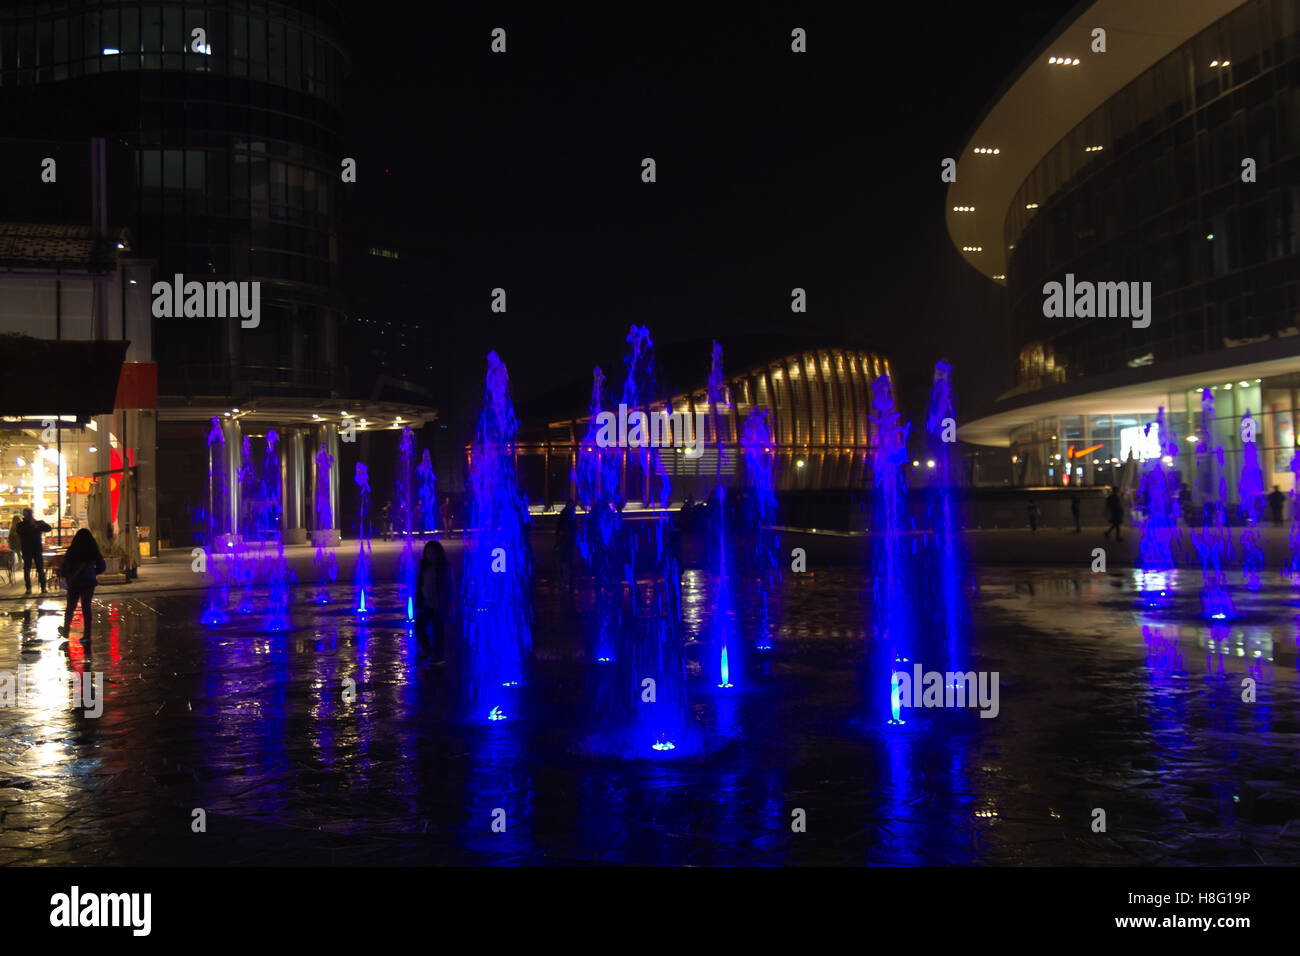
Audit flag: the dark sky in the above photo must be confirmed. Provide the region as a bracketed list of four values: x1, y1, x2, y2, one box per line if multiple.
[341, 2, 1080, 427]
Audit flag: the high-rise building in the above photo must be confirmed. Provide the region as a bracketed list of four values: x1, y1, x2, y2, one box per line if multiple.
[0, 2, 436, 546]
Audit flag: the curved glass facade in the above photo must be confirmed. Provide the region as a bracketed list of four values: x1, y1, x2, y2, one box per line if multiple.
[0, 0, 348, 397]
[520, 348, 888, 507]
[1005, 0, 1300, 395]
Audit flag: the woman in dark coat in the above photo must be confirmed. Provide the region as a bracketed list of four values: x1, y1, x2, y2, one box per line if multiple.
[58, 529, 107, 642]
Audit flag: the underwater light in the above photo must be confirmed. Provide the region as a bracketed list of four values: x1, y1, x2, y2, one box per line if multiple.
[652, 737, 675, 751]
[1211, 612, 1227, 620]
[488, 706, 507, 721]
[501, 681, 519, 687]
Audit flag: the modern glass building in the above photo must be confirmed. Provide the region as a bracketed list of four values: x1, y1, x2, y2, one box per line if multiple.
[519, 346, 891, 509]
[0, 2, 436, 545]
[952, 0, 1300, 502]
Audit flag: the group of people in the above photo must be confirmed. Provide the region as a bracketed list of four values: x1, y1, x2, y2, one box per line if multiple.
[1028, 482, 1296, 539]
[378, 496, 461, 541]
[6, 508, 107, 645]
[1026, 488, 1127, 539]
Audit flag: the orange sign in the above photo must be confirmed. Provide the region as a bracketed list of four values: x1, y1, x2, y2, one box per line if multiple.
[67, 476, 98, 494]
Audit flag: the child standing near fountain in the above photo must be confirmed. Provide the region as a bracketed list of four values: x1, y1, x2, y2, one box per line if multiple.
[415, 538, 452, 663]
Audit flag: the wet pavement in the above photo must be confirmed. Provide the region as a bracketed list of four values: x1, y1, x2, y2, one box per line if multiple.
[2, 566, 1299, 866]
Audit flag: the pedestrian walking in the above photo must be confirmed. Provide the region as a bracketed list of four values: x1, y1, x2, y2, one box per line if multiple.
[16, 507, 52, 594]
[1267, 485, 1286, 526]
[1103, 487, 1125, 542]
[57, 528, 106, 643]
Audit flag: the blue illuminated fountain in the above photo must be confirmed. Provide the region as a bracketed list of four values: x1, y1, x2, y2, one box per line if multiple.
[1288, 453, 1300, 581]
[1238, 410, 1265, 590]
[313, 444, 337, 603]
[739, 406, 780, 652]
[461, 351, 532, 722]
[924, 360, 967, 670]
[395, 426, 417, 613]
[705, 342, 741, 689]
[201, 417, 229, 625]
[869, 374, 916, 725]
[235, 435, 258, 613]
[262, 430, 293, 631]
[416, 449, 438, 535]
[354, 462, 373, 615]
[575, 366, 621, 664]
[586, 326, 690, 755]
[1137, 407, 1179, 603]
[1193, 389, 1234, 620]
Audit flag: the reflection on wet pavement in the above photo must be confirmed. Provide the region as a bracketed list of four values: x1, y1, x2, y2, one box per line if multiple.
[1, 566, 1298, 865]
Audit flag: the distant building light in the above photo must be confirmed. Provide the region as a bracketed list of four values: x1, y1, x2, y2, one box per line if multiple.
[1025, 203, 1039, 209]
[952, 205, 975, 212]
[1084, 145, 1104, 152]
[962, 245, 983, 252]
[1049, 55, 1080, 66]
[926, 460, 935, 469]
[973, 147, 1000, 155]
[368, 247, 400, 259]
[992, 274, 1006, 280]
[102, 48, 120, 55]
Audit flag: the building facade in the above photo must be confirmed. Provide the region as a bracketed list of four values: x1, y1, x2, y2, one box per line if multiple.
[520, 347, 891, 509]
[0, 2, 436, 545]
[952, 0, 1300, 502]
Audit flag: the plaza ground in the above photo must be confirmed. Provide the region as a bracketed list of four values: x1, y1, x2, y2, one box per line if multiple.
[1, 553, 1298, 865]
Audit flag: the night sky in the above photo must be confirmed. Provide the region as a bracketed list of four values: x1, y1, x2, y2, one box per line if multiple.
[341, 2, 1080, 427]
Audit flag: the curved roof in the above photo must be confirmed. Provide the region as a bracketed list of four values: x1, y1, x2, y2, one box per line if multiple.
[945, 0, 1248, 285]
